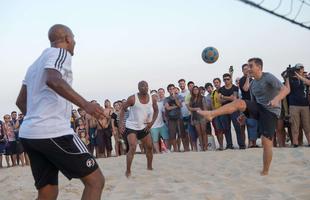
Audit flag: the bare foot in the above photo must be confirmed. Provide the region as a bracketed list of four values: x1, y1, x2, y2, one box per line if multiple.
[197, 110, 213, 121]
[125, 170, 131, 178]
[260, 170, 269, 176]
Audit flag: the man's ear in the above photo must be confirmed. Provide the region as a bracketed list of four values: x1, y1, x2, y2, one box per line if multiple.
[65, 35, 71, 44]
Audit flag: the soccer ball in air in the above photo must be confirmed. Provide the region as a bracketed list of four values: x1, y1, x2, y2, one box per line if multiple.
[201, 47, 219, 64]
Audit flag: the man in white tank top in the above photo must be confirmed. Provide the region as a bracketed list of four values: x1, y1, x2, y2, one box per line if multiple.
[119, 81, 159, 178]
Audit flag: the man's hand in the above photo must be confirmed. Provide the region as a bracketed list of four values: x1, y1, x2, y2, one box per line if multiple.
[119, 123, 125, 135]
[84, 103, 105, 119]
[269, 98, 280, 108]
[295, 72, 305, 81]
[144, 122, 153, 133]
[237, 114, 246, 125]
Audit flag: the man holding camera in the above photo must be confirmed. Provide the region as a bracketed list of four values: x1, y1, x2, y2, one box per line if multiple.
[287, 63, 310, 147]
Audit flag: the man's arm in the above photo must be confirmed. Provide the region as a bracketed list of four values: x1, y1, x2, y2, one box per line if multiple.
[45, 69, 104, 118]
[165, 102, 178, 111]
[16, 85, 27, 115]
[46, 69, 88, 109]
[295, 72, 310, 86]
[119, 96, 134, 134]
[174, 94, 182, 107]
[242, 77, 251, 92]
[145, 95, 159, 132]
[111, 113, 117, 136]
[219, 92, 235, 103]
[150, 96, 159, 125]
[270, 78, 290, 107]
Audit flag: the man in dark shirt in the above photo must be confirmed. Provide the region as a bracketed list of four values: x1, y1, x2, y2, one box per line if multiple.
[288, 63, 310, 147]
[239, 64, 258, 148]
[239, 64, 253, 100]
[164, 84, 182, 152]
[218, 73, 245, 149]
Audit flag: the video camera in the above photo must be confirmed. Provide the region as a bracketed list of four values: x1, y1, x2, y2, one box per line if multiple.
[281, 65, 296, 79]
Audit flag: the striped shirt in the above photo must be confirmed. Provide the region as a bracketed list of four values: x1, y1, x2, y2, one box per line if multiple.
[20, 47, 74, 139]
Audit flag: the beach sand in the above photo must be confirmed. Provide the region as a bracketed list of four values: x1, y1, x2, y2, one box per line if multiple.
[0, 146, 309, 200]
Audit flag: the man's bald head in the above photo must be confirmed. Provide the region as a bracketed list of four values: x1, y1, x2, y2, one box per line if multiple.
[48, 24, 76, 55]
[138, 81, 149, 95]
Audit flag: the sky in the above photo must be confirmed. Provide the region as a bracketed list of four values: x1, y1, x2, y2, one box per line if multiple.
[0, 0, 309, 114]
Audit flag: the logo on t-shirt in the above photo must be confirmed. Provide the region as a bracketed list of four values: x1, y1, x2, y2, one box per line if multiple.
[86, 158, 95, 168]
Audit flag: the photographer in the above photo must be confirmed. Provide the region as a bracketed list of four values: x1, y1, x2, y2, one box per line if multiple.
[288, 63, 310, 147]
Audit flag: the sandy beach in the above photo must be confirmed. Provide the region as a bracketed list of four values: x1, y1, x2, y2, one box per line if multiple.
[1, 146, 309, 200]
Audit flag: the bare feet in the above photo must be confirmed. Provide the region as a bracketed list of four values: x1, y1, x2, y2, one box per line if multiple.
[125, 170, 131, 178]
[260, 170, 269, 176]
[197, 110, 213, 122]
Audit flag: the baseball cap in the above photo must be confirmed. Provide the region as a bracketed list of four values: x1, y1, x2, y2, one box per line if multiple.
[295, 63, 304, 69]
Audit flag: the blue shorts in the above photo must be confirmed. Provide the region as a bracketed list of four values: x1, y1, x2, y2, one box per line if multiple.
[246, 118, 258, 141]
[188, 122, 197, 141]
[0, 143, 5, 154]
[89, 128, 96, 145]
[213, 117, 224, 131]
[182, 116, 190, 130]
[151, 124, 169, 143]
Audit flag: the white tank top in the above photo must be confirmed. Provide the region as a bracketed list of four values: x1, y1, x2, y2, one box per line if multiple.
[126, 93, 153, 130]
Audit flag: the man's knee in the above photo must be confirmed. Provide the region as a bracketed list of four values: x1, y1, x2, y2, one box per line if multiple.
[145, 142, 153, 152]
[234, 99, 246, 111]
[97, 173, 105, 189]
[83, 170, 105, 190]
[38, 185, 59, 200]
[128, 143, 137, 153]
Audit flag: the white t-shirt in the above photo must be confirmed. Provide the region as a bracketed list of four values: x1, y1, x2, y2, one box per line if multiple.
[151, 100, 165, 129]
[19, 47, 74, 139]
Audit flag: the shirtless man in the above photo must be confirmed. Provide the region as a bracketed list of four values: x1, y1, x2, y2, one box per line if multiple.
[95, 104, 113, 158]
[88, 102, 99, 156]
[119, 81, 159, 177]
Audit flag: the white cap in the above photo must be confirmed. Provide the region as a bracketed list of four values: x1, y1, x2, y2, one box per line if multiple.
[295, 63, 304, 69]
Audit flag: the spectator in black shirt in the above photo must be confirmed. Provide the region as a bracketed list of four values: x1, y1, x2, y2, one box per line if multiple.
[239, 64, 258, 148]
[218, 73, 245, 149]
[289, 64, 310, 147]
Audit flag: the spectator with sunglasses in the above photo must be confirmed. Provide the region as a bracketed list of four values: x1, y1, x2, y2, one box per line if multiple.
[218, 73, 245, 149]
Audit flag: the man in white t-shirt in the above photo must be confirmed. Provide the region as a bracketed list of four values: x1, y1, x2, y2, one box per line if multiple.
[150, 90, 169, 153]
[16, 24, 105, 200]
[178, 79, 190, 151]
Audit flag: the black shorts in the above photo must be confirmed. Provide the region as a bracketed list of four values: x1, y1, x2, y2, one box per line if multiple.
[16, 140, 24, 154]
[21, 134, 98, 189]
[245, 100, 278, 140]
[95, 129, 113, 153]
[5, 141, 17, 155]
[206, 122, 212, 134]
[125, 128, 149, 140]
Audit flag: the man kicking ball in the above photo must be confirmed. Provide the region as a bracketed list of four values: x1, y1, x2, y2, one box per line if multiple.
[198, 58, 290, 176]
[16, 24, 105, 200]
[119, 81, 159, 177]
